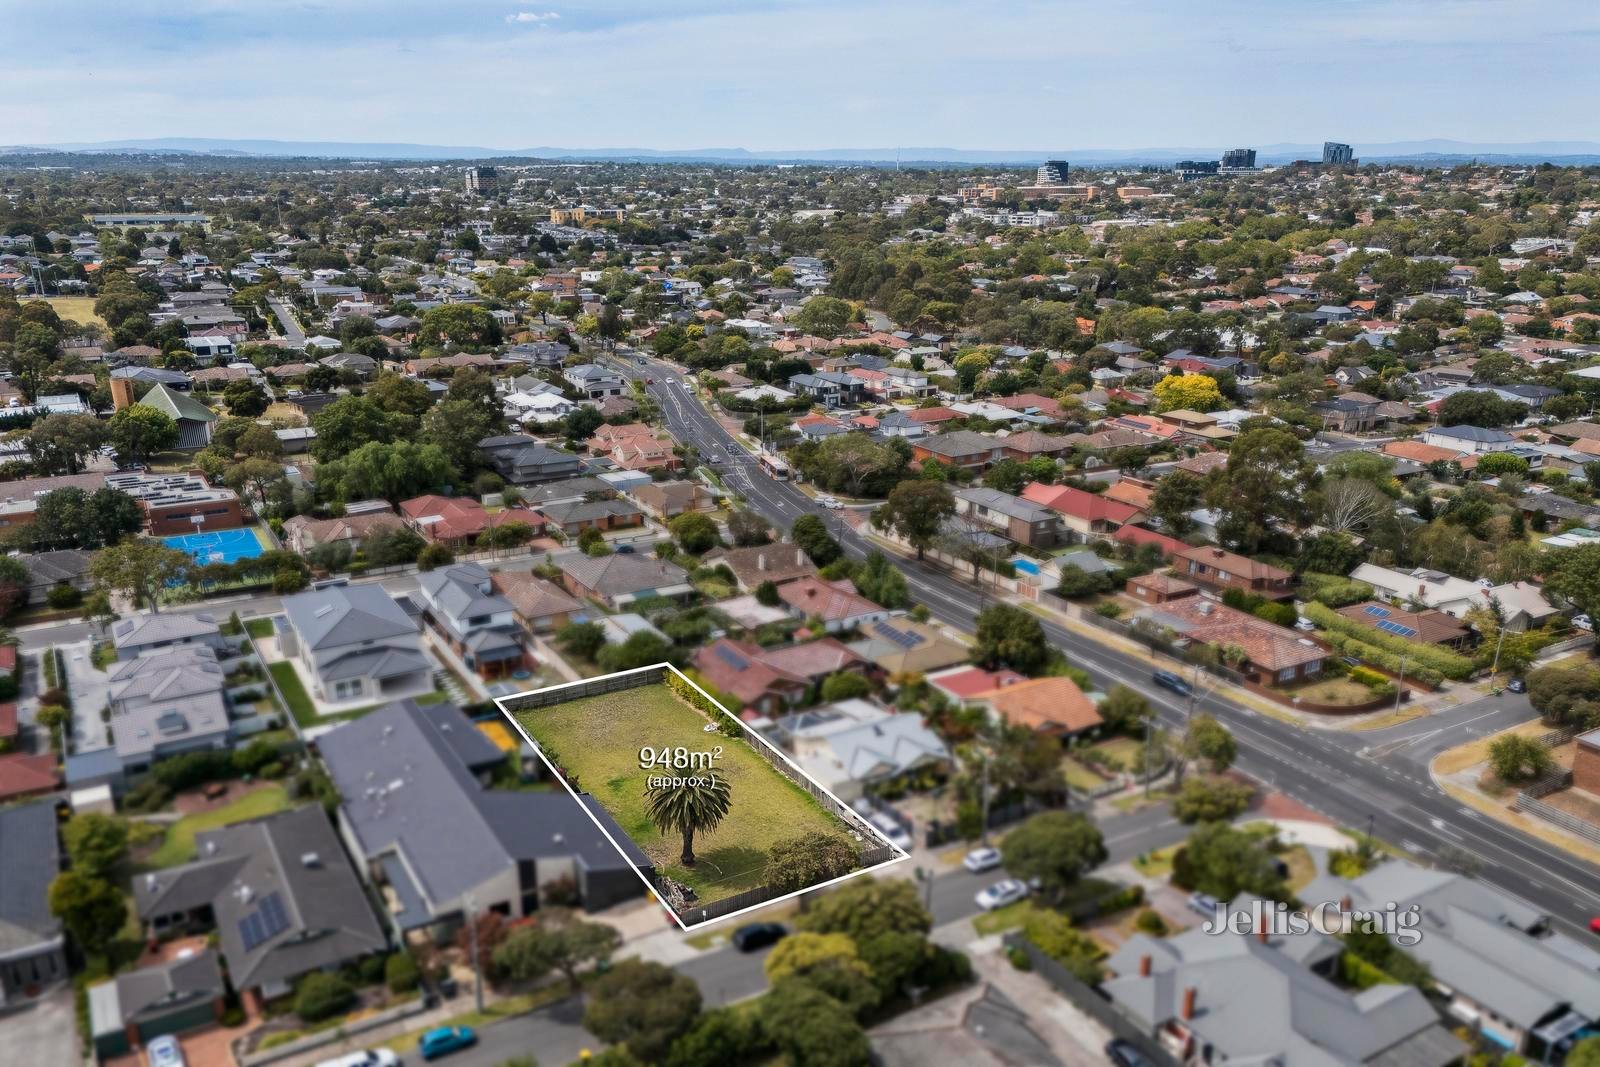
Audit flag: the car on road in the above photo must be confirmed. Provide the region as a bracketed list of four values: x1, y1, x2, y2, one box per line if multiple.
[1590, 916, 1600, 935]
[817, 495, 842, 509]
[1151, 670, 1192, 697]
[1105, 1039, 1154, 1067]
[615, 544, 635, 554]
[731, 922, 787, 952]
[1507, 677, 1526, 693]
[1187, 890, 1219, 917]
[963, 847, 1002, 873]
[420, 1026, 477, 1061]
[147, 1036, 186, 1067]
[315, 1051, 401, 1067]
[975, 879, 1029, 911]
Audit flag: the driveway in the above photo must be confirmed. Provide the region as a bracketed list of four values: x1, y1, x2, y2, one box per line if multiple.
[58, 639, 112, 754]
[0, 985, 78, 1067]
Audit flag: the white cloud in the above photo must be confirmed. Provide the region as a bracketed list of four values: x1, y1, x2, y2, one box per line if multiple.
[506, 10, 559, 23]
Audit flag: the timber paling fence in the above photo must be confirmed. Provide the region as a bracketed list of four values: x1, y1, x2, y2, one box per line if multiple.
[1002, 933, 1182, 1067]
[501, 666, 902, 925]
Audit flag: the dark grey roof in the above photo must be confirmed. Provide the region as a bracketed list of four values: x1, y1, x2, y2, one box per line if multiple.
[1432, 424, 1512, 443]
[111, 949, 224, 1026]
[136, 805, 385, 990]
[111, 611, 221, 650]
[0, 800, 61, 956]
[1302, 861, 1600, 1031]
[281, 584, 417, 650]
[318, 645, 431, 683]
[541, 498, 642, 525]
[419, 563, 514, 622]
[319, 700, 645, 925]
[20, 549, 92, 589]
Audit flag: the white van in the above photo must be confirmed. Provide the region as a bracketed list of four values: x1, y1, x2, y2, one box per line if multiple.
[313, 1051, 401, 1067]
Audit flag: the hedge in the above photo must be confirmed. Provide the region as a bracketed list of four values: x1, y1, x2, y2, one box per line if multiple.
[1338, 951, 1397, 991]
[1300, 572, 1376, 608]
[1303, 602, 1472, 680]
[1319, 630, 1445, 688]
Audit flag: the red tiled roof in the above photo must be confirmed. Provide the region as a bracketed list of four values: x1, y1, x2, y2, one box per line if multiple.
[1021, 482, 1143, 524]
[0, 754, 60, 800]
[777, 577, 882, 623]
[928, 666, 1026, 700]
[974, 676, 1103, 735]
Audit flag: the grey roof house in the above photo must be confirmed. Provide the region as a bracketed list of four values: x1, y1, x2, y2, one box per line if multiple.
[559, 553, 692, 609]
[88, 949, 225, 1060]
[280, 584, 431, 705]
[134, 805, 387, 1000]
[1102, 896, 1465, 1067]
[106, 646, 231, 779]
[1302, 861, 1600, 1056]
[417, 563, 525, 677]
[0, 799, 67, 1005]
[478, 434, 585, 485]
[111, 611, 227, 662]
[318, 699, 646, 934]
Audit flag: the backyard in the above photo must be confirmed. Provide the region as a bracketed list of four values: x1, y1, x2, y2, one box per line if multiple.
[510, 682, 857, 904]
[142, 784, 290, 868]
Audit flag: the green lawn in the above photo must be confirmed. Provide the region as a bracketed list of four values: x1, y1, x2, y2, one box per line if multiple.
[1061, 759, 1111, 792]
[267, 662, 316, 726]
[145, 785, 290, 868]
[246, 617, 277, 640]
[512, 684, 853, 903]
[1086, 736, 1144, 772]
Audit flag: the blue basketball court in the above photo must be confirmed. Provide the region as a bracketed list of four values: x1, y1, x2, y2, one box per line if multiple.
[162, 527, 266, 565]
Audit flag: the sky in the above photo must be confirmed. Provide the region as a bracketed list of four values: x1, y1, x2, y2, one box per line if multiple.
[6, 0, 1600, 152]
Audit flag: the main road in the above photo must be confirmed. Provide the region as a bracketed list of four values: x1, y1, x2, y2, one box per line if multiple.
[614, 350, 1600, 939]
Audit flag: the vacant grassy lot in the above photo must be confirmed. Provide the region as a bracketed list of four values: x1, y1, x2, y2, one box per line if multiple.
[144, 785, 289, 868]
[512, 684, 852, 902]
[29, 295, 105, 328]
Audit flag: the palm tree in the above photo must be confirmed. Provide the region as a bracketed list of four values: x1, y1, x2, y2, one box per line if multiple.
[645, 774, 733, 867]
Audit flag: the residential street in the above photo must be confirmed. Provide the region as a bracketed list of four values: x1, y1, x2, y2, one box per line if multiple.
[618, 349, 1600, 941]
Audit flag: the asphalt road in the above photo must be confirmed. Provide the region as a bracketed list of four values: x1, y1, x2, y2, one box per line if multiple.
[616, 350, 1600, 940]
[266, 295, 306, 343]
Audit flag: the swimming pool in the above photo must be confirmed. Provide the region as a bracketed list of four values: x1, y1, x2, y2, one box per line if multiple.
[162, 527, 266, 565]
[1011, 557, 1042, 576]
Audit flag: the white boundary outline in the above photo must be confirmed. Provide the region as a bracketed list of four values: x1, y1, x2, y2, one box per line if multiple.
[495, 661, 910, 930]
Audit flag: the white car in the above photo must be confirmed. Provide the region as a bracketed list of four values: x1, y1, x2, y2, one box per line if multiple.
[817, 495, 842, 509]
[147, 1036, 187, 1067]
[963, 847, 1002, 873]
[1576, 614, 1594, 632]
[975, 878, 1030, 911]
[867, 812, 912, 851]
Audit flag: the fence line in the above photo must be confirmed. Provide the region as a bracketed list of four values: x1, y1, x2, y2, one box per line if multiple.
[1517, 790, 1600, 847]
[1002, 933, 1182, 1067]
[502, 668, 900, 924]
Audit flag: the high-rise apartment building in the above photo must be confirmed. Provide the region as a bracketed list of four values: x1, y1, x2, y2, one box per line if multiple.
[464, 166, 499, 196]
[1036, 160, 1070, 184]
[1220, 148, 1257, 169]
[1323, 141, 1354, 165]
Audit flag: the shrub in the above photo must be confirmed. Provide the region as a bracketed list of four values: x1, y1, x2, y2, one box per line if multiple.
[1134, 908, 1168, 936]
[1302, 602, 1471, 680]
[1299, 572, 1375, 608]
[1171, 777, 1255, 824]
[1006, 946, 1033, 971]
[293, 972, 355, 1022]
[1252, 601, 1298, 628]
[47, 583, 83, 609]
[385, 952, 420, 994]
[1318, 630, 1445, 688]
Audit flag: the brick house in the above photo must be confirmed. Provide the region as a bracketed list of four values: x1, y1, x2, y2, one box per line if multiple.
[1575, 729, 1600, 797]
[1173, 545, 1295, 600]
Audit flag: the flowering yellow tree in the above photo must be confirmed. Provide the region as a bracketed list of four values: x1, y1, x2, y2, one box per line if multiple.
[1152, 372, 1223, 413]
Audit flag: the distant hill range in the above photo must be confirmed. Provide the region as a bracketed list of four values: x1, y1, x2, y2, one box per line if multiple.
[5, 137, 1600, 167]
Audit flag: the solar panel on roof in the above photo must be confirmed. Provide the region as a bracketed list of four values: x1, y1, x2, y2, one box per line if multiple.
[1363, 605, 1392, 618]
[1375, 620, 1418, 638]
[239, 912, 264, 951]
[714, 645, 749, 670]
[238, 892, 290, 951]
[260, 892, 289, 939]
[875, 622, 921, 649]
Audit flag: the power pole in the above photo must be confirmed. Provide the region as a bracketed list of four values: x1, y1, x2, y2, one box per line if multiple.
[463, 894, 484, 1014]
[1490, 624, 1507, 677]
[1394, 656, 1407, 715]
[978, 752, 992, 846]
